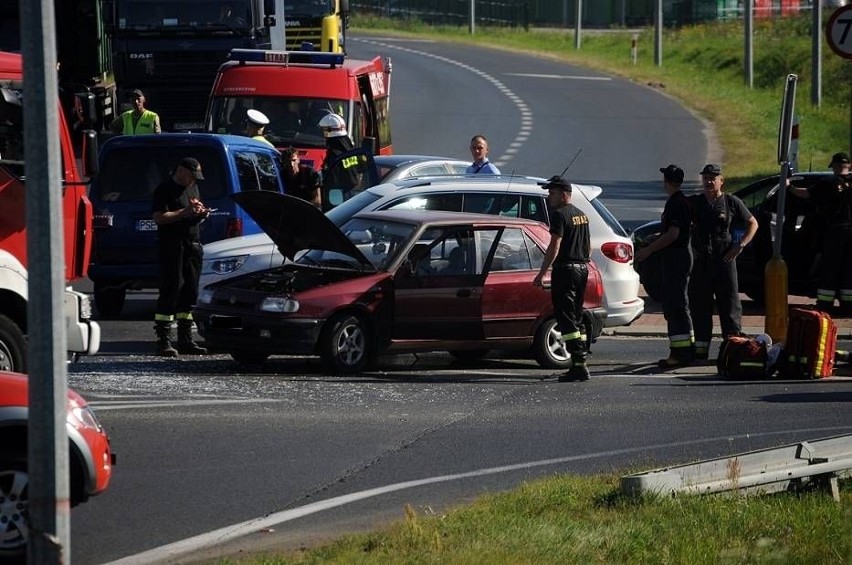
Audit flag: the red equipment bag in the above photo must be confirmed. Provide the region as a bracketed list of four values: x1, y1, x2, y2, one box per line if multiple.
[717, 335, 770, 379]
[780, 307, 838, 379]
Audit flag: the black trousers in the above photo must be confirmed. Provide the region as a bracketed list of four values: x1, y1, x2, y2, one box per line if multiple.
[689, 249, 742, 350]
[551, 263, 588, 363]
[660, 246, 693, 350]
[156, 239, 203, 318]
[816, 223, 852, 308]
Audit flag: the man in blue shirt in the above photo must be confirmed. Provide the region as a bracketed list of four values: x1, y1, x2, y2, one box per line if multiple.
[466, 134, 501, 174]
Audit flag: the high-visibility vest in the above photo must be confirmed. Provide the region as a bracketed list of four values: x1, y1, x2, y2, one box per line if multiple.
[121, 110, 159, 135]
[251, 135, 274, 147]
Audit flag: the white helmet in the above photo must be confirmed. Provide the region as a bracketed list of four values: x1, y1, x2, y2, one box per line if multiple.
[245, 108, 269, 127]
[318, 113, 347, 138]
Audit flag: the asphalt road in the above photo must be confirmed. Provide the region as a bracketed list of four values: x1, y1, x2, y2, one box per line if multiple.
[65, 36, 852, 564]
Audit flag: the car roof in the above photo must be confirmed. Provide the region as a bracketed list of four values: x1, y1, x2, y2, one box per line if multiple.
[373, 154, 467, 167]
[364, 174, 604, 201]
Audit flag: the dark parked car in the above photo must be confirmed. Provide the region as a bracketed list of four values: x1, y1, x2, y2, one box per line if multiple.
[194, 192, 607, 373]
[632, 171, 836, 303]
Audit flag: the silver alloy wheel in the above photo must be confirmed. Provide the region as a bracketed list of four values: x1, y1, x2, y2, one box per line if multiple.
[0, 467, 29, 555]
[335, 319, 366, 367]
[546, 323, 571, 363]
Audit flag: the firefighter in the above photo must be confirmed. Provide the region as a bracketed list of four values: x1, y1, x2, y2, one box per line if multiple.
[319, 113, 359, 206]
[787, 152, 852, 313]
[110, 89, 161, 135]
[634, 165, 694, 367]
[532, 175, 592, 382]
[688, 164, 758, 360]
[244, 109, 274, 147]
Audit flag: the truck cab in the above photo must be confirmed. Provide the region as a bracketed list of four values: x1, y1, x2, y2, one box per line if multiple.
[0, 51, 101, 373]
[205, 48, 392, 172]
[281, 0, 350, 53]
[87, 133, 287, 316]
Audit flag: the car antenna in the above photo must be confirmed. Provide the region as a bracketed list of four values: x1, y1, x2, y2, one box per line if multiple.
[559, 147, 583, 178]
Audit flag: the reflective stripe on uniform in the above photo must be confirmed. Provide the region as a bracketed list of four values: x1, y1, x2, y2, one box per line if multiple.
[176, 312, 193, 321]
[154, 313, 174, 322]
[561, 331, 582, 342]
[669, 333, 693, 348]
[817, 288, 836, 302]
[840, 288, 852, 303]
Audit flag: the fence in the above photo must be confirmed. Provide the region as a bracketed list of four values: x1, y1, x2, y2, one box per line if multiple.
[350, 0, 530, 28]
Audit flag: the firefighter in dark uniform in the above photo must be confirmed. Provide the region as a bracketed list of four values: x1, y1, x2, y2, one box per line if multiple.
[151, 157, 210, 357]
[787, 151, 852, 313]
[533, 176, 592, 382]
[688, 163, 758, 360]
[318, 113, 359, 209]
[634, 165, 694, 367]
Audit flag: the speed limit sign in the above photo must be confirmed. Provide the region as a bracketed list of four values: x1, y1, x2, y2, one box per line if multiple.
[827, 4, 852, 59]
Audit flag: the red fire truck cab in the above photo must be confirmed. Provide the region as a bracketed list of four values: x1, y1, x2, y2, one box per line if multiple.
[205, 49, 393, 171]
[0, 51, 101, 372]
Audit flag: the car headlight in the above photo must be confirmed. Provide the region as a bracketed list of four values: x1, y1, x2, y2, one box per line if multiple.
[260, 296, 300, 313]
[68, 402, 103, 432]
[198, 289, 214, 305]
[207, 255, 249, 275]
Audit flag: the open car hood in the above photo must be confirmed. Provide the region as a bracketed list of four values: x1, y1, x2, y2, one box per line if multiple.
[232, 192, 372, 267]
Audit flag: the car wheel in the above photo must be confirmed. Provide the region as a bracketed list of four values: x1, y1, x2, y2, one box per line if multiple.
[532, 318, 572, 369]
[0, 314, 26, 373]
[448, 349, 489, 363]
[320, 313, 372, 374]
[94, 284, 126, 318]
[230, 349, 270, 365]
[0, 458, 29, 562]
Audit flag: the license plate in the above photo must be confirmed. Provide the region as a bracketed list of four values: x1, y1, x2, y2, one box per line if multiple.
[135, 219, 158, 231]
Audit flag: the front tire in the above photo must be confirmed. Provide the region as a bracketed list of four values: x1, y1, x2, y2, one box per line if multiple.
[94, 284, 126, 318]
[0, 314, 26, 373]
[532, 318, 572, 369]
[320, 313, 372, 374]
[0, 458, 29, 562]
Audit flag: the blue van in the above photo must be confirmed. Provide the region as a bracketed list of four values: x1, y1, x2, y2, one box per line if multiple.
[88, 133, 285, 316]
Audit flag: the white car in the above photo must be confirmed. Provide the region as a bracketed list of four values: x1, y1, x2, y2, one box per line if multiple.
[201, 173, 643, 327]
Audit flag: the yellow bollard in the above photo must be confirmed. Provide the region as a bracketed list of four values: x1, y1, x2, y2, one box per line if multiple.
[764, 255, 788, 343]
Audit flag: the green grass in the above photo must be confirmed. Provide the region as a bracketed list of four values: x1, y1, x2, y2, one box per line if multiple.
[351, 14, 851, 190]
[216, 473, 850, 563]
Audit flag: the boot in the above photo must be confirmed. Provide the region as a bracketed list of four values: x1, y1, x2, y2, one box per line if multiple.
[559, 363, 590, 382]
[176, 319, 207, 355]
[154, 321, 178, 358]
[658, 347, 693, 369]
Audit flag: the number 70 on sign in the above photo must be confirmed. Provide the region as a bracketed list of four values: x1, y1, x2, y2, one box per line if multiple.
[827, 5, 852, 59]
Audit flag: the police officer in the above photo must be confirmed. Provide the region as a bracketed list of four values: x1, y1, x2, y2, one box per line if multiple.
[635, 165, 694, 367]
[110, 89, 161, 135]
[244, 109, 274, 147]
[151, 157, 209, 357]
[319, 113, 359, 207]
[688, 164, 758, 360]
[787, 152, 852, 312]
[533, 175, 592, 382]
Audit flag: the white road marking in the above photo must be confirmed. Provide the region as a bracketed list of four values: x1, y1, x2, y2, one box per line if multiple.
[505, 72, 612, 81]
[104, 426, 851, 565]
[355, 38, 531, 170]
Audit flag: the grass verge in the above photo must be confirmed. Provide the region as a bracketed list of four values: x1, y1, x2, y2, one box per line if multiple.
[352, 14, 851, 188]
[217, 473, 850, 563]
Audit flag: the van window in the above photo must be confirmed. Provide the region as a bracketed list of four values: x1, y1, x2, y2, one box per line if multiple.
[94, 146, 225, 202]
[234, 151, 280, 192]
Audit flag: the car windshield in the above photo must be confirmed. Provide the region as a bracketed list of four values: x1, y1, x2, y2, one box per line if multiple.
[295, 218, 416, 270]
[116, 0, 253, 31]
[326, 189, 385, 226]
[208, 96, 349, 149]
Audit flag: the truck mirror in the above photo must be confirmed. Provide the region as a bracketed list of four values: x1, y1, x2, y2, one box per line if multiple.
[75, 92, 97, 124]
[81, 130, 99, 178]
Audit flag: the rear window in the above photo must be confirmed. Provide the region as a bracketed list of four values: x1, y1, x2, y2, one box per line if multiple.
[589, 197, 628, 238]
[95, 146, 226, 202]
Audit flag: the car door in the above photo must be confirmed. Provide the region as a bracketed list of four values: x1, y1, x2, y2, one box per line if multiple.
[481, 226, 552, 339]
[393, 225, 491, 340]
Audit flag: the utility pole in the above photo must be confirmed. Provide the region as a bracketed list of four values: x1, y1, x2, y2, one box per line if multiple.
[745, 0, 754, 88]
[654, 0, 663, 66]
[20, 0, 71, 562]
[469, 0, 475, 35]
[811, 0, 822, 106]
[575, 0, 582, 49]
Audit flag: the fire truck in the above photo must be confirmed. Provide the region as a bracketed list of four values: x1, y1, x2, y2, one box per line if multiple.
[205, 48, 392, 171]
[0, 51, 101, 372]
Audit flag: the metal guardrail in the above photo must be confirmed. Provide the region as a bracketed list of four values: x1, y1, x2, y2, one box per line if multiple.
[621, 434, 852, 500]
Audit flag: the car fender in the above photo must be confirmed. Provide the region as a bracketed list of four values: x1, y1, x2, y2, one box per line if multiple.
[0, 250, 28, 301]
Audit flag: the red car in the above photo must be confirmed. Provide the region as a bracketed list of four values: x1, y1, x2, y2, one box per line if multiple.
[0, 371, 114, 560]
[195, 192, 607, 372]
